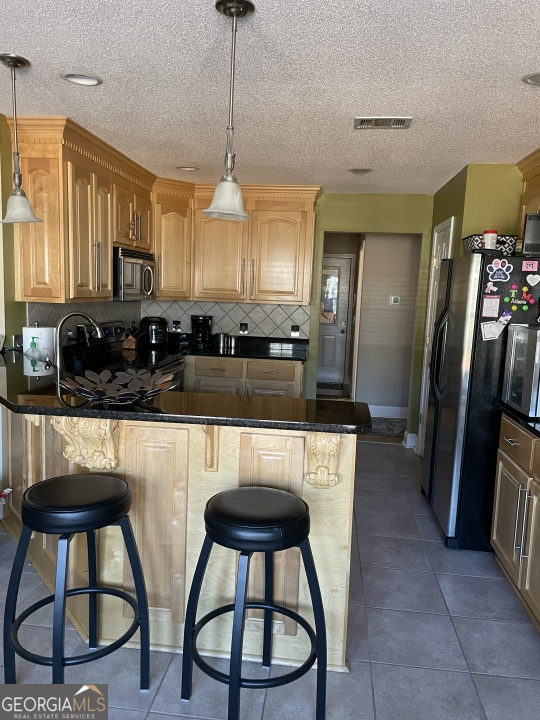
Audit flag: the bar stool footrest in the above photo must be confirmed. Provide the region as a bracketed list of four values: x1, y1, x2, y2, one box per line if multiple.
[190, 601, 317, 690]
[10, 586, 142, 668]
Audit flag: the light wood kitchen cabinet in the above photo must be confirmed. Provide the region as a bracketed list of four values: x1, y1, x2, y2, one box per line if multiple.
[492, 415, 540, 626]
[192, 185, 320, 304]
[10, 117, 155, 302]
[184, 355, 303, 397]
[153, 179, 194, 299]
[193, 210, 250, 301]
[518, 148, 540, 244]
[113, 178, 153, 252]
[65, 151, 113, 299]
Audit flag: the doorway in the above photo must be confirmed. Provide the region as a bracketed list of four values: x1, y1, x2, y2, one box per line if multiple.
[316, 254, 356, 397]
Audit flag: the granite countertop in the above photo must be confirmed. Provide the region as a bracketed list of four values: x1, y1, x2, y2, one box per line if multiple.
[0, 351, 371, 435]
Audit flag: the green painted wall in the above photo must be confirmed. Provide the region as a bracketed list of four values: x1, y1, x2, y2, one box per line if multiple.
[0, 116, 27, 396]
[462, 164, 522, 242]
[433, 164, 523, 258]
[310, 165, 523, 437]
[432, 167, 467, 250]
[0, 116, 26, 339]
[307, 193, 434, 438]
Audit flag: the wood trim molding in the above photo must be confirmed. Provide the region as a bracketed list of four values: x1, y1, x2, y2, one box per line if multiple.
[202, 425, 219, 472]
[305, 432, 340, 488]
[50, 416, 120, 471]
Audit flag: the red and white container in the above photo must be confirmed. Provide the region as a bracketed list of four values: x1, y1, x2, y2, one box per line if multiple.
[482, 230, 498, 249]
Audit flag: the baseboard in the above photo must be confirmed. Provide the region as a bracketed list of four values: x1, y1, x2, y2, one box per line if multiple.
[403, 431, 417, 449]
[368, 405, 408, 419]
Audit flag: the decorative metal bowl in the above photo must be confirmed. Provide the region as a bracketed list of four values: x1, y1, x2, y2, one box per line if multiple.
[58, 368, 176, 406]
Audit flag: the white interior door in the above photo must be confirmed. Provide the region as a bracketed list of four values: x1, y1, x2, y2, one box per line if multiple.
[416, 217, 454, 456]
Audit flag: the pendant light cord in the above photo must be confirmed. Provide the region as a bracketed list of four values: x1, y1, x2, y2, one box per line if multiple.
[225, 13, 238, 174]
[10, 63, 22, 187]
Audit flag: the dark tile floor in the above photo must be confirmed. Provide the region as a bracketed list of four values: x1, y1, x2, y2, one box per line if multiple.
[1, 440, 540, 719]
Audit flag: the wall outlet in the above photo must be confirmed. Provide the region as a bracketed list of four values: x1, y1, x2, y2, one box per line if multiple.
[239, 323, 248, 334]
[290, 325, 300, 337]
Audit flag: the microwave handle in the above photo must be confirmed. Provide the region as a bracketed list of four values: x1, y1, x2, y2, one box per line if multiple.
[143, 264, 155, 296]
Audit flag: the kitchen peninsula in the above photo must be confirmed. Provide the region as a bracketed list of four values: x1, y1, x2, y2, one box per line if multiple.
[0, 362, 370, 672]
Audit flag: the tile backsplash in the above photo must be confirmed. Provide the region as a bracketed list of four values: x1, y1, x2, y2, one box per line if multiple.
[141, 301, 310, 338]
[27, 301, 311, 339]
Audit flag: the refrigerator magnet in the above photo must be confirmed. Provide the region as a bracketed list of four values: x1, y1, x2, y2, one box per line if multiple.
[481, 321, 499, 340]
[482, 295, 500, 318]
[523, 259, 539, 272]
[486, 258, 513, 281]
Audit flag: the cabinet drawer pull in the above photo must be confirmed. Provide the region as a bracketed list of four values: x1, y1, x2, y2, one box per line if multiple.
[210, 367, 226, 372]
[513, 486, 525, 553]
[504, 436, 521, 447]
[519, 492, 533, 562]
[263, 370, 279, 375]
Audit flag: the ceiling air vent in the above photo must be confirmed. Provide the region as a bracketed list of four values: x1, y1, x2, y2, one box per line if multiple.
[353, 116, 412, 130]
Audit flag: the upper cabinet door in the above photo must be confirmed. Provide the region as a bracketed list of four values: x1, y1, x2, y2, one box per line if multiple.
[193, 212, 250, 301]
[66, 156, 113, 300]
[66, 159, 94, 299]
[94, 174, 113, 297]
[113, 179, 135, 247]
[15, 155, 65, 302]
[134, 191, 153, 252]
[155, 203, 192, 299]
[249, 210, 307, 303]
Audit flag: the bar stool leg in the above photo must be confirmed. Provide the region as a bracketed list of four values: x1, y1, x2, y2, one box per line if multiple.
[120, 517, 150, 691]
[52, 533, 71, 684]
[262, 550, 273, 668]
[229, 551, 251, 720]
[86, 530, 98, 650]
[3, 525, 32, 683]
[181, 535, 214, 701]
[299, 539, 327, 720]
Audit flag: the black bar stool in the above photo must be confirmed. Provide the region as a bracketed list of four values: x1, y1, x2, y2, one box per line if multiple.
[181, 486, 326, 720]
[3, 474, 150, 687]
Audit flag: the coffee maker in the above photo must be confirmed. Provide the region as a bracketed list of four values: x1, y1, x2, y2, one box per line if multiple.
[191, 315, 212, 351]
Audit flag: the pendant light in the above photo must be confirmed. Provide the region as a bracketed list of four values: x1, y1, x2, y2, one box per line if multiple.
[203, 0, 254, 222]
[0, 54, 41, 223]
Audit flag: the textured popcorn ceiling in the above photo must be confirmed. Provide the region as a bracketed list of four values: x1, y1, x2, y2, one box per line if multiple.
[0, 0, 539, 194]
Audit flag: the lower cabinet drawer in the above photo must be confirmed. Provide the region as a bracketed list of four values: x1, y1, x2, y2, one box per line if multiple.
[246, 360, 296, 382]
[500, 416, 534, 471]
[194, 357, 243, 378]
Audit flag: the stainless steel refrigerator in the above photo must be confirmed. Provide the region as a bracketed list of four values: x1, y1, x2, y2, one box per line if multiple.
[421, 250, 540, 550]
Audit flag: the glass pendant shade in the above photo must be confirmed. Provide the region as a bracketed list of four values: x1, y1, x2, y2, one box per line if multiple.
[203, 171, 249, 221]
[2, 187, 41, 223]
[0, 53, 41, 223]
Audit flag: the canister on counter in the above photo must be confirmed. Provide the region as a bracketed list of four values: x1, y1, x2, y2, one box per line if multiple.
[482, 230, 497, 249]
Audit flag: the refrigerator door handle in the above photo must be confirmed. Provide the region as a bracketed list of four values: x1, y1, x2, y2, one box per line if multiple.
[430, 308, 449, 401]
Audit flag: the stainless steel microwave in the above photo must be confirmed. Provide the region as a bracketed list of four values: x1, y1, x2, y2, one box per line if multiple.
[502, 324, 540, 418]
[113, 247, 156, 301]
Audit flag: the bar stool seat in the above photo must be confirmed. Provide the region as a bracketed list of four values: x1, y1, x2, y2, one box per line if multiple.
[3, 474, 150, 687]
[181, 486, 326, 720]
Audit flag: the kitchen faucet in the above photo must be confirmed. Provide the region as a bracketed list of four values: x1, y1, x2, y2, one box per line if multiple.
[55, 312, 105, 406]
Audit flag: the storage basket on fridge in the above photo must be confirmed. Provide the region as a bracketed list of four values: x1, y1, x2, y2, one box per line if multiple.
[462, 235, 517, 256]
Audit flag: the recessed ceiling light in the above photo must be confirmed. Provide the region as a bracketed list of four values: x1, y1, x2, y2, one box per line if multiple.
[60, 72, 102, 86]
[348, 168, 373, 175]
[522, 73, 540, 86]
[176, 166, 199, 171]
